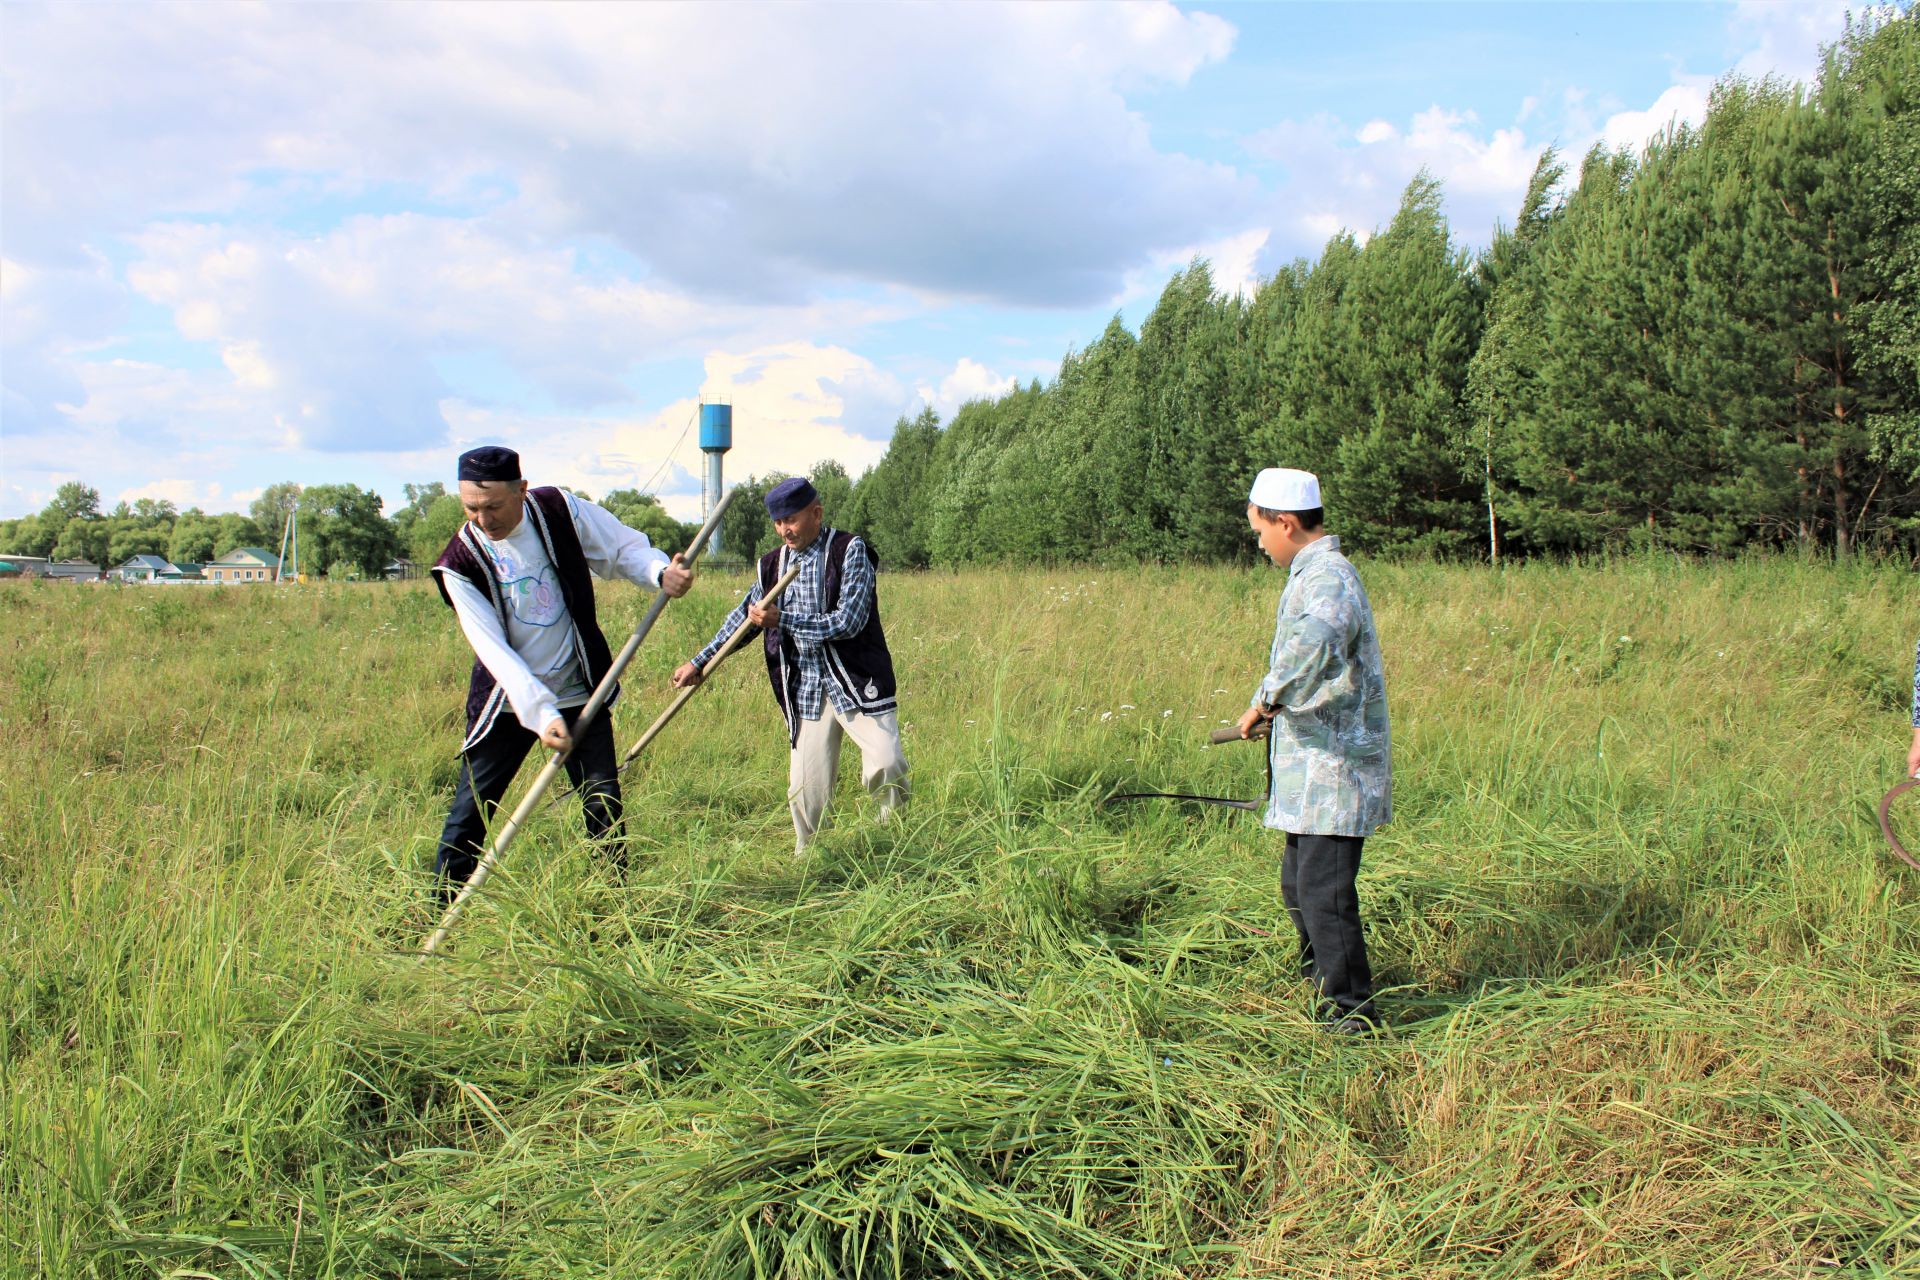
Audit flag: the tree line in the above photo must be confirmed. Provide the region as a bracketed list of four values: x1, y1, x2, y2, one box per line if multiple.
[6, 19, 1912, 576]
[825, 17, 1918, 567]
[0, 479, 699, 579]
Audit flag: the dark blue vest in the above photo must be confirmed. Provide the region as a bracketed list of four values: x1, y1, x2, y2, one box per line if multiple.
[760, 529, 897, 745]
[431, 486, 617, 753]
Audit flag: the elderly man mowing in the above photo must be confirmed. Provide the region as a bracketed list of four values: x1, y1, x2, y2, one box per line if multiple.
[1235, 467, 1392, 1035]
[674, 477, 908, 853]
[429, 446, 693, 901]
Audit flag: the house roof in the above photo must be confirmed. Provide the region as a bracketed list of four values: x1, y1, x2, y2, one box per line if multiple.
[207, 547, 282, 569]
[0, 556, 99, 576]
[118, 554, 173, 571]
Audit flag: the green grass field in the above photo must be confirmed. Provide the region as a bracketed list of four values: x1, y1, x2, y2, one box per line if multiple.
[3, 559, 1917, 1279]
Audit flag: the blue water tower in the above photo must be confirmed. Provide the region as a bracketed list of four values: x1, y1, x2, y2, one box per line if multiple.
[700, 403, 732, 555]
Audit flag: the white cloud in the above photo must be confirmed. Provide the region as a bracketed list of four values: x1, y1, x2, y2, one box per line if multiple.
[1298, 212, 1350, 246]
[1246, 105, 1540, 254]
[118, 216, 902, 453]
[3, 2, 1249, 307]
[1597, 81, 1714, 153]
[1586, 2, 1855, 156]
[822, 365, 922, 442]
[1730, 0, 1857, 84]
[436, 342, 911, 518]
[0, 357, 282, 518]
[700, 343, 899, 478]
[2, 0, 1256, 466]
[2, 1, 1256, 483]
[0, 331, 960, 519]
[0, 248, 127, 435]
[919, 358, 1017, 420]
[1238, 0, 1862, 261]
[56, 359, 278, 453]
[114, 478, 237, 512]
[1114, 227, 1273, 307]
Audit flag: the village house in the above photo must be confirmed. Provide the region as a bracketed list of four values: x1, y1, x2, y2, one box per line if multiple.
[111, 554, 175, 583]
[203, 547, 282, 583]
[0, 555, 104, 581]
[109, 555, 207, 583]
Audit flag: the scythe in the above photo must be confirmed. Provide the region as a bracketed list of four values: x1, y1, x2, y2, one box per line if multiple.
[420, 487, 738, 958]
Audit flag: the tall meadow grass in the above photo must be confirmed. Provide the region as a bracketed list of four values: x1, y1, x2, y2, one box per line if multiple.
[2, 558, 1915, 1278]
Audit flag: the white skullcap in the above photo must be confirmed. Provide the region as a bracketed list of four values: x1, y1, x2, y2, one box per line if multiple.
[1248, 467, 1321, 511]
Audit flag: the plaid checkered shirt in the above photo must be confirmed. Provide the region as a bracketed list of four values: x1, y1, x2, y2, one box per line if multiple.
[693, 528, 876, 723]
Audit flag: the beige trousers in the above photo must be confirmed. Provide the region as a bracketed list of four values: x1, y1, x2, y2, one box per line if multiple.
[789, 706, 908, 851]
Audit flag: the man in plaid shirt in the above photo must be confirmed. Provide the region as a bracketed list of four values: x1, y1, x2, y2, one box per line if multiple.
[674, 477, 907, 852]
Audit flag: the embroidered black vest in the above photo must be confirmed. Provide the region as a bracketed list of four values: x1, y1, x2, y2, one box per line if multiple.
[760, 529, 897, 745]
[431, 486, 617, 753]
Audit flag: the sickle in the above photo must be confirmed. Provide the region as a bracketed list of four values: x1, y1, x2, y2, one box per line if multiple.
[1102, 790, 1262, 812]
[1880, 778, 1920, 872]
[1102, 721, 1271, 813]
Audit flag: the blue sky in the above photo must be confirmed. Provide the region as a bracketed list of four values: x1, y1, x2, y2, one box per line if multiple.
[0, 1, 1866, 521]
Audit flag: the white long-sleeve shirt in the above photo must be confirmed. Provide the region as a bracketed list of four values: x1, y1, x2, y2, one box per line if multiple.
[444, 492, 669, 734]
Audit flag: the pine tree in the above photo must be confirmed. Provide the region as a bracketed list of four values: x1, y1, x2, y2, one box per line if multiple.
[1834, 11, 1920, 550]
[1048, 318, 1140, 562]
[1131, 262, 1221, 559]
[847, 407, 943, 568]
[1463, 149, 1565, 561]
[1517, 145, 1654, 551]
[1256, 234, 1365, 515]
[1334, 174, 1483, 555]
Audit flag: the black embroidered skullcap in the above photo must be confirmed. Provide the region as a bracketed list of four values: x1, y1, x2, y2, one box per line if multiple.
[458, 446, 522, 483]
[764, 477, 819, 519]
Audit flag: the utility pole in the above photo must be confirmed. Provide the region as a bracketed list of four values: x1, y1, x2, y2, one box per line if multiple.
[276, 511, 300, 583]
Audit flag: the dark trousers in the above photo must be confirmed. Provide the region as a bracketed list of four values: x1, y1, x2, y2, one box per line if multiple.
[1281, 832, 1375, 1022]
[434, 703, 623, 900]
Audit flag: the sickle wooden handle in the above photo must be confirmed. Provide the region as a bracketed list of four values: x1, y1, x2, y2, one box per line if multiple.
[1209, 720, 1272, 745]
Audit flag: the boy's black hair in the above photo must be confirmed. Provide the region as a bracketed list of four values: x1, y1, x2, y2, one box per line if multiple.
[1252, 505, 1324, 530]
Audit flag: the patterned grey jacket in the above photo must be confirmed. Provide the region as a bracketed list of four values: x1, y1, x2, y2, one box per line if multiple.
[1251, 536, 1392, 837]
